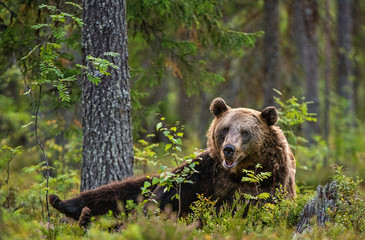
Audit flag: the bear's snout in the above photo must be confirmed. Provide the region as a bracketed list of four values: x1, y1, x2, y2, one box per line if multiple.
[223, 144, 235, 158]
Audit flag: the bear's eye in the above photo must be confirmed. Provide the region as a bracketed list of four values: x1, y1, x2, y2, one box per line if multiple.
[218, 127, 229, 140]
[222, 127, 230, 135]
[241, 130, 252, 143]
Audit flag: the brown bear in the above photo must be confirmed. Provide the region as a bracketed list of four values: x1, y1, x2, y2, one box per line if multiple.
[50, 97, 296, 225]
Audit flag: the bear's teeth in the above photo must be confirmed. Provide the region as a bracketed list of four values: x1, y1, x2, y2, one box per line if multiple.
[223, 160, 237, 168]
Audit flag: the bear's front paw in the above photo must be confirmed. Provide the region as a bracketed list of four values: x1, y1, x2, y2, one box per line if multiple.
[78, 207, 92, 229]
[49, 194, 62, 208]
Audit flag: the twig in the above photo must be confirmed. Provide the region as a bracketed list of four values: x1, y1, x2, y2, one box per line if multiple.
[34, 84, 51, 223]
[0, 0, 17, 18]
[5, 151, 18, 187]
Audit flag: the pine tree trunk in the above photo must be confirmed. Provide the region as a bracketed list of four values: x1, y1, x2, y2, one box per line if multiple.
[292, 0, 320, 142]
[337, 0, 354, 119]
[323, 0, 332, 166]
[81, 0, 133, 191]
[263, 0, 279, 107]
[351, 0, 360, 118]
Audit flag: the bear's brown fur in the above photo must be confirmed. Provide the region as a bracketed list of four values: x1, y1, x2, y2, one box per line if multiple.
[50, 97, 296, 224]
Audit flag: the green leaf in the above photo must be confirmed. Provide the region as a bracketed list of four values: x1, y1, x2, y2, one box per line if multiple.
[66, 2, 83, 10]
[143, 181, 151, 188]
[87, 74, 101, 85]
[257, 192, 271, 200]
[176, 177, 184, 184]
[103, 52, 120, 57]
[51, 27, 66, 39]
[159, 165, 168, 171]
[32, 24, 50, 30]
[156, 122, 163, 131]
[21, 121, 34, 129]
[152, 177, 159, 185]
[165, 143, 172, 151]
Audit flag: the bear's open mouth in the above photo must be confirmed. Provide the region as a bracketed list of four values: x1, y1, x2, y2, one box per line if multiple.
[223, 160, 237, 168]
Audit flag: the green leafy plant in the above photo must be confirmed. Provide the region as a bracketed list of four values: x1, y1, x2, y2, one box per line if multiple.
[83, 53, 120, 85]
[273, 89, 317, 150]
[18, 2, 122, 225]
[140, 116, 199, 217]
[21, 3, 83, 102]
[241, 163, 272, 201]
[331, 166, 365, 234]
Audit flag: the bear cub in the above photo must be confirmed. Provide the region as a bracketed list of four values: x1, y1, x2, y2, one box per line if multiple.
[50, 97, 296, 225]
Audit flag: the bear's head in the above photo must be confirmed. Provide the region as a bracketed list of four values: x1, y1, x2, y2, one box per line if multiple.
[207, 98, 278, 171]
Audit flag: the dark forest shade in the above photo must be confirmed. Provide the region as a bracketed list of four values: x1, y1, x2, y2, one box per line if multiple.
[81, 0, 134, 191]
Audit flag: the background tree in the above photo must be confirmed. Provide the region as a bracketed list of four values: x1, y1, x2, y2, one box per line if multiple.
[292, 0, 319, 142]
[1, 0, 365, 212]
[323, 0, 332, 166]
[337, 0, 354, 121]
[263, 0, 280, 107]
[81, 0, 133, 191]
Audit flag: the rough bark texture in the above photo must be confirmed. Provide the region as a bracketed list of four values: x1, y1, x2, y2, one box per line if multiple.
[81, 0, 133, 191]
[263, 0, 279, 107]
[296, 181, 338, 233]
[323, 0, 331, 166]
[352, 0, 360, 118]
[337, 0, 354, 119]
[292, 0, 319, 141]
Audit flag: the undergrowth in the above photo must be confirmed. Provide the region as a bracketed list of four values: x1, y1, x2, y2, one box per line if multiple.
[1, 165, 365, 239]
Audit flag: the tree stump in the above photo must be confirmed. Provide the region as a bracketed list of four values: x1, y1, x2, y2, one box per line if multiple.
[296, 181, 338, 233]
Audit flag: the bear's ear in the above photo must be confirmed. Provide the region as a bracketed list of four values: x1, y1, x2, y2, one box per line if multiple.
[210, 98, 230, 118]
[261, 106, 278, 126]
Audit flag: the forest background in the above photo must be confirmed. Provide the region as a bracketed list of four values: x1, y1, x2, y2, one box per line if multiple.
[0, 0, 365, 239]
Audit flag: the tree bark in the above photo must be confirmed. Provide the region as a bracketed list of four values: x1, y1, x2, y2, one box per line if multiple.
[323, 0, 332, 166]
[352, 0, 360, 118]
[292, 0, 320, 142]
[337, 0, 354, 120]
[263, 0, 280, 107]
[81, 0, 133, 191]
[296, 181, 338, 233]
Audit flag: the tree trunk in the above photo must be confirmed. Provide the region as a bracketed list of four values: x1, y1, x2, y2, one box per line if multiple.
[292, 0, 320, 142]
[296, 181, 338, 233]
[337, 0, 354, 120]
[81, 0, 133, 191]
[323, 0, 332, 166]
[263, 0, 279, 107]
[352, 0, 360, 118]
